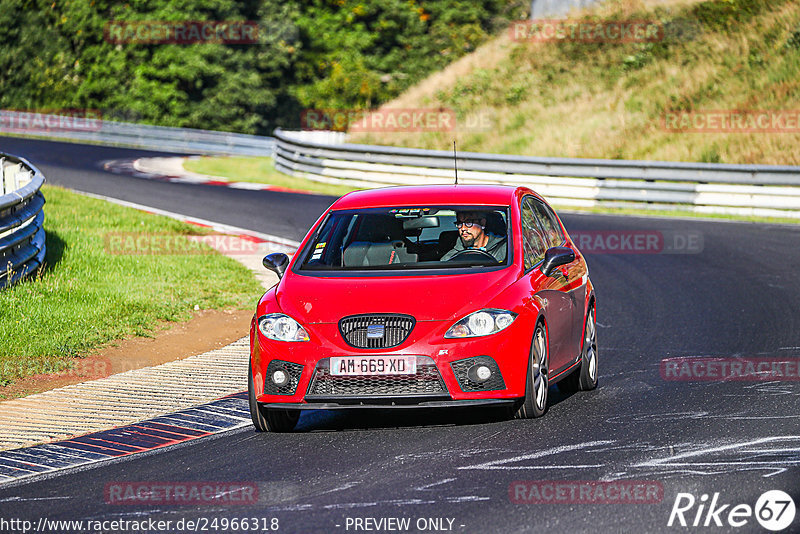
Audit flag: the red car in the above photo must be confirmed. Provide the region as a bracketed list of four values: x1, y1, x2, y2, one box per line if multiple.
[249, 185, 597, 431]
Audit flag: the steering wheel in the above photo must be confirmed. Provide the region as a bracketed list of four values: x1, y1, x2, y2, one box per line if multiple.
[445, 248, 499, 262]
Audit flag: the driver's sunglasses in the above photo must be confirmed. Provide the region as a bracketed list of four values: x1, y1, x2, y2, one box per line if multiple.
[454, 220, 482, 228]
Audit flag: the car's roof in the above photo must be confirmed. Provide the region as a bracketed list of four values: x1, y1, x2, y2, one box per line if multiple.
[330, 185, 533, 210]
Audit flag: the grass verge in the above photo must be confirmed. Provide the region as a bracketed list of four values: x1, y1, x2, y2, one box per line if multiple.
[0, 184, 262, 387]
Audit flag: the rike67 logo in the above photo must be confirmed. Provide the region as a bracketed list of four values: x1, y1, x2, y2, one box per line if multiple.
[668, 490, 796, 531]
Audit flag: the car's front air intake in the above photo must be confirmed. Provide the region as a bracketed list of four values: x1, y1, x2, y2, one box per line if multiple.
[306, 356, 446, 398]
[338, 314, 415, 349]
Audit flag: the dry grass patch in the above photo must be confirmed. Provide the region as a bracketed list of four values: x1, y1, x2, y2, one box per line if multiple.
[349, 0, 800, 165]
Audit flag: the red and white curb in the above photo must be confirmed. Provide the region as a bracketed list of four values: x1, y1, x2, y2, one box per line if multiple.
[0, 337, 252, 457]
[73, 189, 300, 256]
[0, 191, 300, 472]
[0, 392, 252, 486]
[101, 156, 321, 196]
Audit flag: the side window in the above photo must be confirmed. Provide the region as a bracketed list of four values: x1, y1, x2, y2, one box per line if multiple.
[530, 198, 564, 248]
[521, 198, 547, 270]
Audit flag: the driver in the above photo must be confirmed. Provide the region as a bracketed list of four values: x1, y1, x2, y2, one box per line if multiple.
[441, 211, 507, 262]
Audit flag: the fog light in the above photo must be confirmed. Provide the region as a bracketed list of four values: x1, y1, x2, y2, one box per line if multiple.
[272, 369, 288, 386]
[468, 364, 492, 383]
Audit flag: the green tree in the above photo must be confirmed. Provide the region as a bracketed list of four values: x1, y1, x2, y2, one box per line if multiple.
[0, 0, 525, 134]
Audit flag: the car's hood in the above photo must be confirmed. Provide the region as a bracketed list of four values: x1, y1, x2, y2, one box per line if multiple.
[275, 269, 519, 323]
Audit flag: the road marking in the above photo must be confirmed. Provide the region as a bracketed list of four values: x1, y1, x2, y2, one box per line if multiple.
[415, 478, 456, 491]
[634, 435, 800, 467]
[457, 440, 614, 470]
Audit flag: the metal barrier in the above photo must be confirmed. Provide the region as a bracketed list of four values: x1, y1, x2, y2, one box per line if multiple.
[273, 128, 800, 219]
[0, 110, 274, 156]
[0, 155, 46, 288]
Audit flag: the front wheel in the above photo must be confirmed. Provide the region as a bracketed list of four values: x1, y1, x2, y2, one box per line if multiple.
[248, 361, 300, 432]
[515, 322, 549, 419]
[558, 305, 598, 393]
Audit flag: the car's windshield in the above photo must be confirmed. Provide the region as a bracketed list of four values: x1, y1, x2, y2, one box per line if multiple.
[298, 206, 510, 272]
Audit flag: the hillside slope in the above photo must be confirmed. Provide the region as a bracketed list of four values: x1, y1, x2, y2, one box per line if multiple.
[348, 0, 800, 165]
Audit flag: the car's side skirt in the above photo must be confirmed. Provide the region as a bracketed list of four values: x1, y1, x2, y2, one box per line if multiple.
[549, 360, 581, 383]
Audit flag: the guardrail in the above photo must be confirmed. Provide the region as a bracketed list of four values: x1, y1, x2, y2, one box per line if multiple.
[273, 128, 800, 219]
[0, 110, 274, 156]
[0, 155, 46, 289]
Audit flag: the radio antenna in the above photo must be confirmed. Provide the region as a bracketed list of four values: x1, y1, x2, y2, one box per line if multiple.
[453, 140, 458, 185]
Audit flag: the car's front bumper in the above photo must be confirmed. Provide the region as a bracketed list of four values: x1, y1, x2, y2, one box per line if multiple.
[251, 316, 534, 406]
[263, 399, 517, 410]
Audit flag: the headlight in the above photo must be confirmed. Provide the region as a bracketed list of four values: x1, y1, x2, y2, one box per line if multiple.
[445, 309, 518, 338]
[258, 314, 309, 342]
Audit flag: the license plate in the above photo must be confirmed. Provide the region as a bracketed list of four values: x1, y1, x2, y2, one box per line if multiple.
[330, 356, 417, 376]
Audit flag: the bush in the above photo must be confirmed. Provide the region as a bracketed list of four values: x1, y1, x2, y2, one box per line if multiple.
[0, 0, 528, 135]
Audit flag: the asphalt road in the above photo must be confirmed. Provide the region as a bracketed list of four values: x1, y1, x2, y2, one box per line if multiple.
[1, 137, 799, 533]
[0, 136, 333, 241]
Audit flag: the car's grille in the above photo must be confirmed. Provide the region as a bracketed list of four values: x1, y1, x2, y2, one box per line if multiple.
[339, 314, 415, 349]
[263, 360, 303, 395]
[306, 357, 446, 398]
[450, 356, 506, 392]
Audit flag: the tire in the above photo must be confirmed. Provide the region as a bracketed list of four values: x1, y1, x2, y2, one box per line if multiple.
[558, 304, 598, 393]
[515, 322, 549, 419]
[248, 361, 300, 432]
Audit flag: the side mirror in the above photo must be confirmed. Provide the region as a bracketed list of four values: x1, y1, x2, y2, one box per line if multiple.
[263, 252, 290, 279]
[540, 247, 575, 277]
